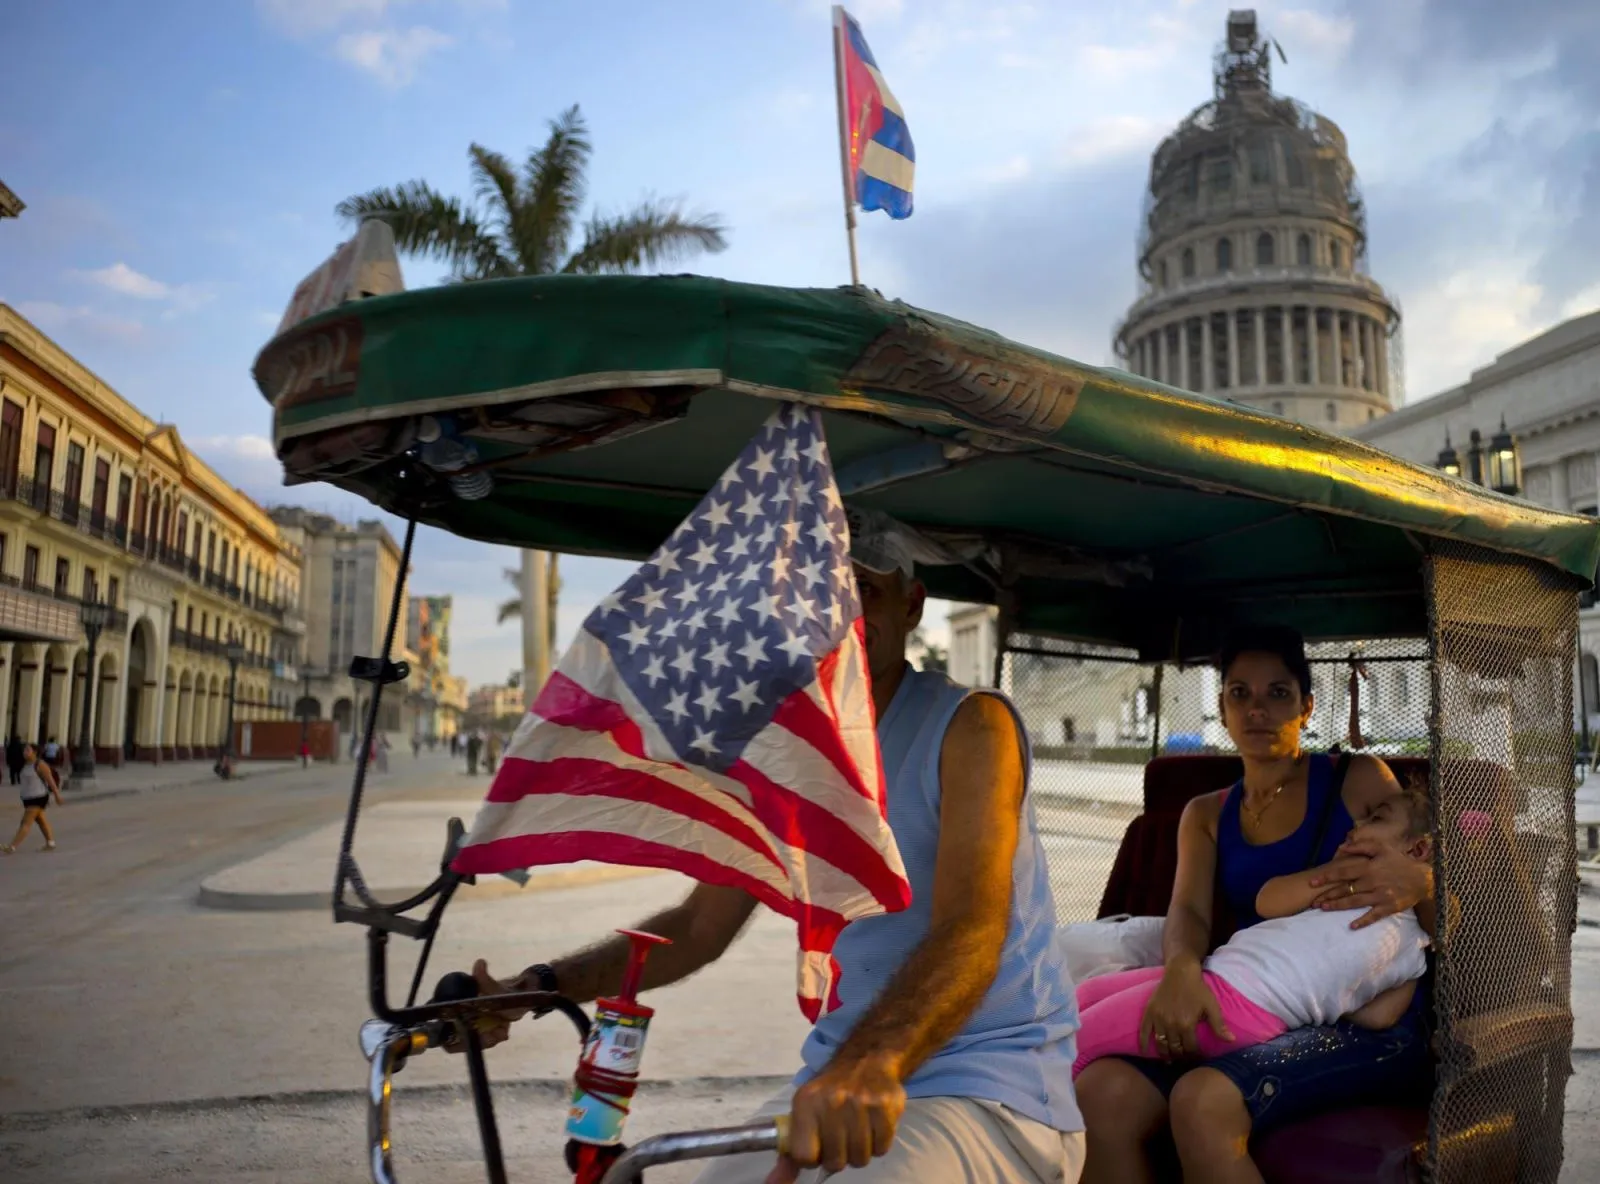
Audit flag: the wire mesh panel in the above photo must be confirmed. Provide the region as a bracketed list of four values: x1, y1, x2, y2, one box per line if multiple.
[998, 632, 1431, 925]
[1001, 635, 1153, 923]
[1426, 541, 1579, 1184]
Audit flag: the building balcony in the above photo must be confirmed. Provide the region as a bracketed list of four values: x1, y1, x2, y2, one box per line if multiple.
[0, 470, 299, 622]
[0, 572, 128, 644]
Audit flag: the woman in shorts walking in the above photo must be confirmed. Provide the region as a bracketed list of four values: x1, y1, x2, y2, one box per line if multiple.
[1, 744, 64, 854]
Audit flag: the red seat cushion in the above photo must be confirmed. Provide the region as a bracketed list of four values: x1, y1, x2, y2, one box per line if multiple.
[1255, 1106, 1426, 1184]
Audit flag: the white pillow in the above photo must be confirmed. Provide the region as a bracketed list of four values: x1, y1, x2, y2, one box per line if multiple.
[1057, 915, 1166, 983]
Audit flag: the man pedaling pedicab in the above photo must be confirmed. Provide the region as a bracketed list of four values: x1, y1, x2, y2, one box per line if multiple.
[453, 519, 1087, 1184]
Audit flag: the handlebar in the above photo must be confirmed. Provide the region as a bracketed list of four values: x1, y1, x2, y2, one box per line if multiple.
[598, 1117, 790, 1184]
[362, 973, 791, 1183]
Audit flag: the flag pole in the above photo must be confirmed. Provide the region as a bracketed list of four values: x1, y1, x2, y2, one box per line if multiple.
[832, 6, 861, 287]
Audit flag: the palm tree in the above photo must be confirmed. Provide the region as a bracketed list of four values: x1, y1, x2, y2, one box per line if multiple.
[335, 104, 727, 280]
[497, 558, 560, 656]
[338, 105, 727, 692]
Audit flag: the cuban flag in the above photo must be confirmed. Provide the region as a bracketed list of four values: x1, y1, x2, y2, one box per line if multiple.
[835, 7, 915, 219]
[453, 403, 912, 1020]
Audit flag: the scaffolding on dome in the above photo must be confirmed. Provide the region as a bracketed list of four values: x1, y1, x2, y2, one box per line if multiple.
[1134, 10, 1370, 281]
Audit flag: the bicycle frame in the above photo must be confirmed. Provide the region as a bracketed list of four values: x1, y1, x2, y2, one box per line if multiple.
[335, 515, 790, 1183]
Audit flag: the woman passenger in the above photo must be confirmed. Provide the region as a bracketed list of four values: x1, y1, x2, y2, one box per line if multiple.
[1076, 624, 1436, 1182]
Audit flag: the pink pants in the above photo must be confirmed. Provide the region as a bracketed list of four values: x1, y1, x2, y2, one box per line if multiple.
[1073, 966, 1288, 1076]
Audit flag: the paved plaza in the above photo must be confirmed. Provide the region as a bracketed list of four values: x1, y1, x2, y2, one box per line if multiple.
[2, 752, 1598, 1181]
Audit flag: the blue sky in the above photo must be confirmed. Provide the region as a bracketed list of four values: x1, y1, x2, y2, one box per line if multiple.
[4, 0, 1599, 687]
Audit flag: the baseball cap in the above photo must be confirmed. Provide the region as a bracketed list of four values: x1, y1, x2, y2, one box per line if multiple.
[846, 507, 917, 580]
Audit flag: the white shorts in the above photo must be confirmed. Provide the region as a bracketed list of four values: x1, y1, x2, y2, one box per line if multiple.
[691, 1084, 1085, 1184]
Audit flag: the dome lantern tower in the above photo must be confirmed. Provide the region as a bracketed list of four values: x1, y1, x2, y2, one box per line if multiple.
[1115, 9, 1402, 429]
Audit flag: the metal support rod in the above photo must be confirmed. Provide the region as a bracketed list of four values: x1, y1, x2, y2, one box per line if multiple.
[334, 518, 419, 908]
[1149, 663, 1165, 761]
[1580, 649, 1592, 766]
[460, 1023, 509, 1184]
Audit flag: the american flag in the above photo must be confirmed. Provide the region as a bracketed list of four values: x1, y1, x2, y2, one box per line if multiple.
[453, 403, 912, 1019]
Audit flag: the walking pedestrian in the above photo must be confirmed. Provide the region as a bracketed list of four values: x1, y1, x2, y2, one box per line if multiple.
[6, 735, 24, 786]
[1, 743, 63, 854]
[41, 736, 66, 795]
[485, 730, 502, 775]
[376, 733, 390, 775]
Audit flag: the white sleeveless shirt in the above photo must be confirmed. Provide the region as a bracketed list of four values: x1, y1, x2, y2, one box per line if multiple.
[18, 763, 45, 801]
[1205, 907, 1429, 1028]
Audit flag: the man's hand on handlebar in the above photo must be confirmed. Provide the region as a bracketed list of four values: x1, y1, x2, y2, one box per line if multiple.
[442, 959, 531, 1053]
[766, 1052, 905, 1181]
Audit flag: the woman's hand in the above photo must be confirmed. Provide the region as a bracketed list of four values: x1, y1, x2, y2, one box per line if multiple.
[1307, 841, 1431, 930]
[1138, 959, 1235, 1060]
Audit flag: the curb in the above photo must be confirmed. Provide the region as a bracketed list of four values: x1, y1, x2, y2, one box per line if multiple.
[61, 763, 310, 805]
[196, 861, 662, 912]
[0, 1073, 796, 1128]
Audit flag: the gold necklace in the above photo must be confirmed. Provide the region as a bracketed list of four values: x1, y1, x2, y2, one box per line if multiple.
[1242, 757, 1302, 827]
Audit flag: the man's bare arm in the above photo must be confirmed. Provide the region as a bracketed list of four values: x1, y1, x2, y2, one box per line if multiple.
[536, 882, 758, 1004]
[827, 693, 1024, 1079]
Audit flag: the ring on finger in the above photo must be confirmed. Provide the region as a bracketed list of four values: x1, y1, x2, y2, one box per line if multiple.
[1348, 881, 1356, 896]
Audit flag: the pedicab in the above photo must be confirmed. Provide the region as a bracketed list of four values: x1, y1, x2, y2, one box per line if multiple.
[253, 270, 1600, 1184]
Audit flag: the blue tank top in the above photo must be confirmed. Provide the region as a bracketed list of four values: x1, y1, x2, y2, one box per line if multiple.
[795, 667, 1082, 1132]
[1217, 753, 1354, 930]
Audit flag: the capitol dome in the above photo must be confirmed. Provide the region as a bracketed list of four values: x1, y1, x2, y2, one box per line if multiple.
[1115, 10, 1402, 429]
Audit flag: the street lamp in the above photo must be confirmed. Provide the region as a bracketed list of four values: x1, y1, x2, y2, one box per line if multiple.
[222, 637, 244, 768]
[299, 667, 318, 766]
[1436, 433, 1461, 479]
[1488, 416, 1522, 495]
[73, 599, 110, 786]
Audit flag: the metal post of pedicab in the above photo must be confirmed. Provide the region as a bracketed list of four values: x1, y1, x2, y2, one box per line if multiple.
[1579, 653, 1592, 774]
[72, 598, 110, 787]
[1149, 663, 1166, 762]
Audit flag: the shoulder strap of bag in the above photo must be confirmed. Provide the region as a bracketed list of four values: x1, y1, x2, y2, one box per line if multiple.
[1304, 752, 1352, 871]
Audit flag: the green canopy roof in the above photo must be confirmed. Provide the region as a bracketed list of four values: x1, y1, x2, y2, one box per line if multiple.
[253, 274, 1600, 660]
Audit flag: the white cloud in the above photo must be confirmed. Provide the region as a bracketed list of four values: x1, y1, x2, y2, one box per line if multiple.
[255, 0, 395, 38]
[1561, 283, 1600, 323]
[81, 261, 172, 299]
[258, 0, 477, 86]
[70, 263, 215, 324]
[1398, 263, 1547, 399]
[334, 26, 454, 87]
[1056, 116, 1167, 169]
[14, 301, 146, 345]
[1273, 9, 1356, 61]
[192, 434, 278, 462]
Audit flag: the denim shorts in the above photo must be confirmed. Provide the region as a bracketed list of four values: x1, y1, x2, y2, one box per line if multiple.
[1120, 985, 1433, 1134]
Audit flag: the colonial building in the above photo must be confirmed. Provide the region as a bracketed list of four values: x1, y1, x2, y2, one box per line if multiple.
[0, 304, 305, 763]
[1114, 10, 1403, 428]
[270, 506, 415, 745]
[406, 594, 465, 741]
[1353, 308, 1600, 735]
[467, 683, 524, 726]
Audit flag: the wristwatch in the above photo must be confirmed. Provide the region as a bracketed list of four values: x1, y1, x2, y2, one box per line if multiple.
[523, 962, 559, 1013]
